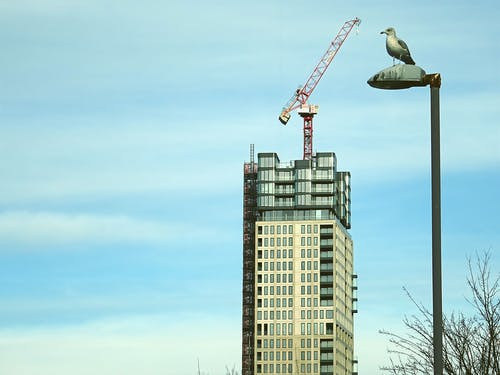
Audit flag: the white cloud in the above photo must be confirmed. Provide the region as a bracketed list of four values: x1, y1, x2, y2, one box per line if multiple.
[0, 314, 241, 375]
[0, 211, 223, 248]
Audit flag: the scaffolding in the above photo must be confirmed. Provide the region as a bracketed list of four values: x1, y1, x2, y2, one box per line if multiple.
[242, 145, 257, 375]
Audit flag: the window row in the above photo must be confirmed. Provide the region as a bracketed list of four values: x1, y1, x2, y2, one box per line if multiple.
[257, 237, 294, 247]
[257, 273, 293, 284]
[300, 350, 319, 361]
[257, 262, 295, 272]
[257, 247, 322, 260]
[257, 323, 294, 336]
[300, 237, 318, 246]
[257, 310, 293, 321]
[256, 351, 293, 361]
[258, 224, 293, 235]
[257, 249, 293, 259]
[256, 363, 292, 374]
[257, 338, 293, 349]
[299, 363, 319, 374]
[257, 285, 293, 296]
[300, 260, 319, 271]
[258, 298, 293, 308]
[299, 322, 334, 335]
[300, 309, 334, 320]
[300, 285, 318, 295]
[300, 298, 319, 308]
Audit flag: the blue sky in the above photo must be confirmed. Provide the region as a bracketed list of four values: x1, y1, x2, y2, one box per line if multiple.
[1, 1, 499, 374]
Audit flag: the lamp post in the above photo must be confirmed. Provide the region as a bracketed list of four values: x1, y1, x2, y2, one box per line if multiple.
[367, 64, 443, 375]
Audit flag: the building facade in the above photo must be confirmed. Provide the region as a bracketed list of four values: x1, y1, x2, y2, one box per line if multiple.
[242, 151, 357, 375]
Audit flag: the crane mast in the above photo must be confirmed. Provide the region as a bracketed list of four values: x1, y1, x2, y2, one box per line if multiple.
[279, 17, 361, 160]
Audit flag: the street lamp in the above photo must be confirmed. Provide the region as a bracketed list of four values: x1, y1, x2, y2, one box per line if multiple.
[367, 64, 443, 375]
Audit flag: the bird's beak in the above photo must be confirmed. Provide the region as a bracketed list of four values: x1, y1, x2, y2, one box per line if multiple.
[380, 31, 386, 35]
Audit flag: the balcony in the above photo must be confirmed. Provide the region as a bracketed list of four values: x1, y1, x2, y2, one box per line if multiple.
[320, 275, 333, 284]
[320, 287, 334, 297]
[320, 250, 333, 259]
[320, 239, 333, 247]
[274, 186, 295, 196]
[320, 263, 333, 271]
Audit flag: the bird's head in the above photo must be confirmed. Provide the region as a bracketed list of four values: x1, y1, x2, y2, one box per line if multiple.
[380, 27, 396, 36]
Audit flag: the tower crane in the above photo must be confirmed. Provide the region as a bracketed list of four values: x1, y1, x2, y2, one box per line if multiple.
[279, 17, 361, 160]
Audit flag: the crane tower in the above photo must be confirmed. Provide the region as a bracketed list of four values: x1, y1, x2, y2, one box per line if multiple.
[279, 18, 361, 160]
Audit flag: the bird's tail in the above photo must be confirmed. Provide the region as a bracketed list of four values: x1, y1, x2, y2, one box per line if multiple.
[403, 55, 415, 65]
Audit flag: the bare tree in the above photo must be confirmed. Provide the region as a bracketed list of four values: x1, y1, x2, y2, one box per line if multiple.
[380, 251, 499, 374]
[225, 365, 239, 375]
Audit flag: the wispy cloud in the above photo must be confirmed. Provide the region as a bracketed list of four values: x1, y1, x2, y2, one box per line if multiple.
[0, 211, 224, 248]
[0, 313, 241, 375]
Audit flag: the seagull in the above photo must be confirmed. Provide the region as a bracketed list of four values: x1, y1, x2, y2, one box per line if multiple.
[380, 27, 415, 65]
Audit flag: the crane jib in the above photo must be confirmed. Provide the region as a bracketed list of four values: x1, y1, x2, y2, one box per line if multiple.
[278, 17, 361, 160]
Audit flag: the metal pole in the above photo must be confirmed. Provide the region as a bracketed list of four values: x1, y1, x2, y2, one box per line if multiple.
[429, 74, 442, 375]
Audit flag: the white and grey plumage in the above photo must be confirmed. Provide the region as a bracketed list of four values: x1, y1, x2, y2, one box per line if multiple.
[380, 27, 415, 65]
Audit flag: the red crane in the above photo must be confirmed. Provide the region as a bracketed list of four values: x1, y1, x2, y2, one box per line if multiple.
[279, 17, 361, 160]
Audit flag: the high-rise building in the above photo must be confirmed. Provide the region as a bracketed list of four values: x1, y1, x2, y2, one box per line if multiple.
[242, 150, 357, 375]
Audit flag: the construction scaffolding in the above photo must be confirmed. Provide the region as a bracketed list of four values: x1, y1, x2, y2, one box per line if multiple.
[242, 145, 258, 375]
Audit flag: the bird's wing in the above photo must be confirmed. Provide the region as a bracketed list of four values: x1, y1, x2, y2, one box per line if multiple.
[397, 38, 410, 52]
